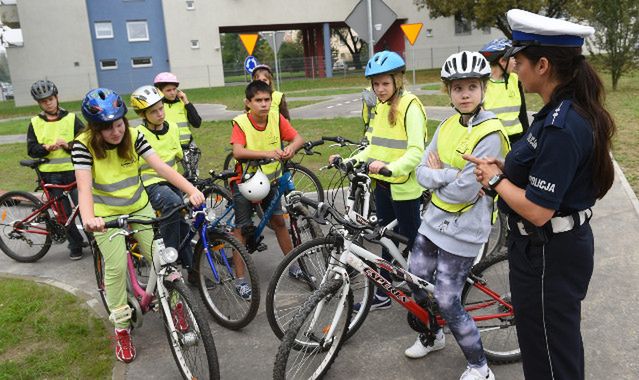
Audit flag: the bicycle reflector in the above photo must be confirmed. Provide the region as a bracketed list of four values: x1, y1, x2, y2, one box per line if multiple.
[159, 246, 179, 265]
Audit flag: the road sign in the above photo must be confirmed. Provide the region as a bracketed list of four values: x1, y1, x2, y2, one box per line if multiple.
[239, 34, 259, 55]
[260, 31, 285, 52]
[244, 55, 258, 74]
[400, 23, 423, 46]
[345, 0, 397, 44]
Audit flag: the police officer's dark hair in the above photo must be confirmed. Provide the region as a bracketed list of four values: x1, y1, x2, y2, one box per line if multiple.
[245, 80, 272, 101]
[519, 46, 615, 199]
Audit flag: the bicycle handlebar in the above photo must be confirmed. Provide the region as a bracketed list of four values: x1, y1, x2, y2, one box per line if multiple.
[321, 136, 360, 146]
[104, 202, 189, 229]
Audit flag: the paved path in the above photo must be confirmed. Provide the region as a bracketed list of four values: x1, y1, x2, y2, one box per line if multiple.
[1, 161, 638, 379]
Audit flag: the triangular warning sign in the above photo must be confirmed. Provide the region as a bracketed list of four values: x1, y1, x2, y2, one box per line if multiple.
[400, 23, 423, 46]
[239, 34, 259, 55]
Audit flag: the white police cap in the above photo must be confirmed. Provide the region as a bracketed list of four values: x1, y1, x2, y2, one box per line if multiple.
[506, 9, 594, 56]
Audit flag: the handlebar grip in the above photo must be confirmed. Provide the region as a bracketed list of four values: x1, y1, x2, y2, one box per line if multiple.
[383, 229, 410, 245]
[378, 167, 393, 177]
[104, 219, 122, 229]
[321, 136, 340, 143]
[308, 139, 325, 148]
[298, 196, 320, 210]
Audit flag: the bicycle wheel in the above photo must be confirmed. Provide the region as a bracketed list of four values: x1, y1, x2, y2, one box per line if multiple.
[193, 230, 260, 330]
[461, 252, 520, 364]
[288, 203, 323, 248]
[161, 280, 220, 380]
[288, 163, 324, 202]
[484, 210, 507, 258]
[273, 278, 352, 380]
[91, 239, 110, 314]
[222, 151, 237, 189]
[203, 185, 235, 229]
[0, 191, 52, 262]
[266, 236, 372, 342]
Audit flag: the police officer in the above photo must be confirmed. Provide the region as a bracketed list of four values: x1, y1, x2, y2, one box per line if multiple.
[464, 9, 616, 380]
[480, 38, 530, 143]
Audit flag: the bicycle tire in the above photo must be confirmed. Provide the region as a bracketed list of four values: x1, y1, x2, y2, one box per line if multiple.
[161, 280, 220, 380]
[266, 235, 372, 342]
[287, 163, 324, 202]
[222, 152, 237, 189]
[273, 278, 352, 380]
[461, 252, 520, 364]
[288, 202, 323, 248]
[484, 210, 508, 258]
[91, 239, 110, 315]
[193, 230, 260, 330]
[0, 191, 52, 262]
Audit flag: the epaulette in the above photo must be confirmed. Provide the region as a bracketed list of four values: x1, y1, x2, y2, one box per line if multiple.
[544, 100, 573, 129]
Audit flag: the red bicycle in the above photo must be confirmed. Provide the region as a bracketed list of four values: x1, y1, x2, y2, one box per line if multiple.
[0, 158, 83, 262]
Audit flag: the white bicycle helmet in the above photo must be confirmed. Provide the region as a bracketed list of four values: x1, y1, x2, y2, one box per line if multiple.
[237, 170, 270, 202]
[441, 51, 491, 82]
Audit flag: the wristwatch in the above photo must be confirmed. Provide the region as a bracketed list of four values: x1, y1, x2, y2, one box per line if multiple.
[488, 173, 506, 190]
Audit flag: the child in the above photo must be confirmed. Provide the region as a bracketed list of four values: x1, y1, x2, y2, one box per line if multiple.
[230, 80, 304, 299]
[26, 79, 86, 260]
[480, 38, 529, 143]
[130, 85, 196, 283]
[405, 51, 510, 380]
[72, 88, 204, 363]
[250, 64, 290, 120]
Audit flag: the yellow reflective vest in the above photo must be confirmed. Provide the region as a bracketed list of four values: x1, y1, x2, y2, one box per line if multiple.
[163, 100, 192, 146]
[75, 128, 148, 217]
[431, 117, 510, 213]
[483, 73, 524, 137]
[138, 121, 183, 186]
[233, 112, 282, 180]
[31, 113, 75, 172]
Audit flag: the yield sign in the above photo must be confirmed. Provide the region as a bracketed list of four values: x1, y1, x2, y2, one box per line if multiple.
[400, 23, 423, 46]
[239, 34, 259, 55]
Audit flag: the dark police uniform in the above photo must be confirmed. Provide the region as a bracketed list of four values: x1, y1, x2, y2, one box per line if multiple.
[500, 8, 599, 380]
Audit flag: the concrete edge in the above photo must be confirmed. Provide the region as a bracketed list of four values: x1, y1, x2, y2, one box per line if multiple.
[613, 159, 639, 218]
[0, 272, 126, 380]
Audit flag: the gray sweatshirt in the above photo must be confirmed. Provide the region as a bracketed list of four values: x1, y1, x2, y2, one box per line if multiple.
[417, 110, 505, 258]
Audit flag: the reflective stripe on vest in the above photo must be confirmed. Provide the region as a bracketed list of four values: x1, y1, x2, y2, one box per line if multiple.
[430, 117, 510, 213]
[164, 100, 192, 145]
[76, 128, 148, 217]
[483, 73, 523, 136]
[138, 121, 182, 186]
[233, 112, 282, 179]
[31, 113, 75, 172]
[368, 92, 425, 184]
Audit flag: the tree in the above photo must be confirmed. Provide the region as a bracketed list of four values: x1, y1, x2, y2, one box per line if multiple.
[413, 0, 578, 37]
[577, 0, 639, 90]
[332, 27, 368, 69]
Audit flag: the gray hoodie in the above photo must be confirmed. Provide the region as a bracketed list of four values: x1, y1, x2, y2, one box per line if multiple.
[417, 110, 505, 258]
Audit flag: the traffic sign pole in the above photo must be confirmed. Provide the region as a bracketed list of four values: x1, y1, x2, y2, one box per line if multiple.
[271, 33, 281, 91]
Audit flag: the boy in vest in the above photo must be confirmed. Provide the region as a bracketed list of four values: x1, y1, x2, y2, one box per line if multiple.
[26, 80, 86, 260]
[130, 85, 196, 283]
[480, 38, 529, 144]
[230, 80, 304, 300]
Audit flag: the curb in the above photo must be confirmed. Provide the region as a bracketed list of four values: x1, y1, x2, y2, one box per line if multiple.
[613, 159, 639, 217]
[0, 272, 126, 380]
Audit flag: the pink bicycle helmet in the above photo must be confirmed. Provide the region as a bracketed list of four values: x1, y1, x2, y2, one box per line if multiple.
[153, 72, 179, 86]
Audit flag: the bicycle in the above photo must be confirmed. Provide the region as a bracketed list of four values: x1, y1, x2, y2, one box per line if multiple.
[273, 194, 519, 379]
[91, 204, 219, 379]
[181, 143, 201, 181]
[0, 158, 86, 262]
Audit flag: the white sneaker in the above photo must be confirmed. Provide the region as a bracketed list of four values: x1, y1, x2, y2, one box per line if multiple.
[459, 366, 495, 380]
[404, 333, 445, 359]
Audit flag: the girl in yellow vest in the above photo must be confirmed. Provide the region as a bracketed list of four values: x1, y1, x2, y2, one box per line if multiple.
[250, 64, 290, 120]
[480, 38, 529, 144]
[72, 88, 204, 364]
[26, 79, 86, 260]
[331, 50, 427, 311]
[404, 52, 510, 380]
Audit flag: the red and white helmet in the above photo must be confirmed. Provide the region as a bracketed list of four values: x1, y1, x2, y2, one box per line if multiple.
[153, 72, 179, 86]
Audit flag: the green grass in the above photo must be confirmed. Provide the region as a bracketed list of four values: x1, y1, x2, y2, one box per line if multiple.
[0, 118, 30, 135]
[287, 100, 321, 109]
[0, 278, 112, 379]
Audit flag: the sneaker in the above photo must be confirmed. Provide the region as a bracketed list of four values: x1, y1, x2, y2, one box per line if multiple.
[235, 282, 252, 301]
[69, 249, 83, 261]
[172, 301, 190, 333]
[114, 328, 136, 363]
[459, 366, 495, 380]
[354, 294, 391, 312]
[404, 333, 445, 359]
[288, 265, 314, 283]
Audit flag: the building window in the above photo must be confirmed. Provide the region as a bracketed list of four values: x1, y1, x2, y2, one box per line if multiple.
[100, 59, 118, 70]
[126, 20, 149, 42]
[132, 57, 153, 68]
[186, 0, 195, 10]
[454, 13, 472, 35]
[190, 39, 200, 49]
[94, 21, 113, 39]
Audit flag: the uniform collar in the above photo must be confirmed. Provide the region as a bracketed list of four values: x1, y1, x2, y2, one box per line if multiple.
[533, 98, 574, 128]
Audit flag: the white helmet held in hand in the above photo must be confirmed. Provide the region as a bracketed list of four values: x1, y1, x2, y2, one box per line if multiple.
[238, 170, 270, 202]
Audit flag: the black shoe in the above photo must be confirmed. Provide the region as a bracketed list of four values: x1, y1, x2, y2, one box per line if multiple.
[70, 249, 83, 261]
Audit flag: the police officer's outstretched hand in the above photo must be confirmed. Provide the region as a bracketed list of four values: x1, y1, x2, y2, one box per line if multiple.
[463, 154, 503, 188]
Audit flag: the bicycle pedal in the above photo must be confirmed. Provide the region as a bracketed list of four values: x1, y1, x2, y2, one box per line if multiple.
[256, 243, 268, 252]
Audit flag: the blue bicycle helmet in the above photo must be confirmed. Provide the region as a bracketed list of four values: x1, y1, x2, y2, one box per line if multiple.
[365, 51, 406, 78]
[81, 88, 127, 123]
[479, 38, 513, 63]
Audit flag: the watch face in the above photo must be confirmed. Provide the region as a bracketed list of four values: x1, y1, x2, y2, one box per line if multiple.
[489, 174, 502, 187]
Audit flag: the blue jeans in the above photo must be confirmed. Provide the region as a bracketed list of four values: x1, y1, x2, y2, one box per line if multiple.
[41, 170, 84, 252]
[373, 180, 421, 298]
[145, 183, 193, 270]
